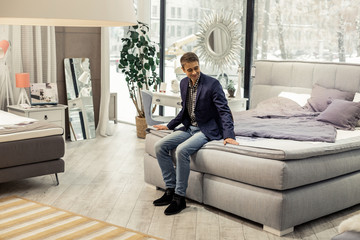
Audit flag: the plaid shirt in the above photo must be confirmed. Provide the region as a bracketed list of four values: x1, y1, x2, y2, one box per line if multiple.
[187, 77, 200, 126]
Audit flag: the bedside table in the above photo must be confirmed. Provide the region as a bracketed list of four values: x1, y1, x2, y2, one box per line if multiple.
[8, 104, 68, 140]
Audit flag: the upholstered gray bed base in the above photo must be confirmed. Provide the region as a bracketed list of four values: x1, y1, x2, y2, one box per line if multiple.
[0, 159, 65, 183]
[204, 173, 360, 232]
[0, 135, 65, 168]
[144, 152, 360, 234]
[0, 135, 65, 184]
[144, 60, 360, 236]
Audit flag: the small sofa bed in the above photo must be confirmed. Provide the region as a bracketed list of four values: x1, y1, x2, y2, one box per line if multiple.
[144, 60, 360, 236]
[0, 110, 65, 184]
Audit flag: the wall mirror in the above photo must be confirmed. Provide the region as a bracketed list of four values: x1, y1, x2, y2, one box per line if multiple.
[196, 10, 242, 74]
[64, 58, 96, 141]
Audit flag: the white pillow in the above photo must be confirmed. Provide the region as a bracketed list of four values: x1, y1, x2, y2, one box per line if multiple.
[278, 92, 310, 107]
[353, 92, 360, 102]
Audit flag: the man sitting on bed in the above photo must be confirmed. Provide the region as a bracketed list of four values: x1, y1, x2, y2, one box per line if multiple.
[153, 52, 239, 215]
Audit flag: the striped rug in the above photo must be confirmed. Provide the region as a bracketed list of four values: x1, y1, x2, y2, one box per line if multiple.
[0, 196, 162, 240]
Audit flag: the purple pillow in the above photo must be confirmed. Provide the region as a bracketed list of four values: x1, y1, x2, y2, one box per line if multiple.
[307, 84, 355, 112]
[316, 99, 360, 130]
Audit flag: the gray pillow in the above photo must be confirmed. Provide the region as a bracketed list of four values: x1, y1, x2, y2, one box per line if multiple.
[307, 84, 355, 112]
[316, 99, 360, 130]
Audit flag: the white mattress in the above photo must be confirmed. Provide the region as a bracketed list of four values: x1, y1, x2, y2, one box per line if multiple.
[147, 127, 360, 160]
[0, 110, 63, 143]
[219, 128, 360, 160]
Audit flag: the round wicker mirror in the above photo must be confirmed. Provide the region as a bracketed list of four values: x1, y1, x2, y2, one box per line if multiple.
[195, 10, 241, 72]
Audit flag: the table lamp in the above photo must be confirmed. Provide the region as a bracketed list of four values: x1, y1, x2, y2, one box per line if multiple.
[1, 40, 13, 109]
[16, 73, 31, 106]
[0, 40, 9, 58]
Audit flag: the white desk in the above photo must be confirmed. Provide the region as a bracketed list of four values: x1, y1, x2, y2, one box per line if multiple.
[152, 92, 182, 108]
[152, 91, 247, 112]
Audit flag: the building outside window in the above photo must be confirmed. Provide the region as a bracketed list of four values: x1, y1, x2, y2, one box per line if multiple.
[171, 7, 176, 18]
[177, 26, 182, 37]
[189, 8, 193, 19]
[152, 5, 158, 18]
[177, 8, 182, 19]
[254, 0, 360, 63]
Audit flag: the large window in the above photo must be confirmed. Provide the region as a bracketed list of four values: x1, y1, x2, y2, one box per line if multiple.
[109, 27, 135, 124]
[152, 0, 247, 116]
[253, 0, 360, 63]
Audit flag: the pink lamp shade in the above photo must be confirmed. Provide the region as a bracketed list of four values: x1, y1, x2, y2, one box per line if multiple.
[0, 40, 10, 58]
[16, 73, 30, 88]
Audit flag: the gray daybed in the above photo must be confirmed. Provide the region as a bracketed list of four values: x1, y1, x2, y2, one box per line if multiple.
[144, 60, 360, 236]
[0, 111, 65, 184]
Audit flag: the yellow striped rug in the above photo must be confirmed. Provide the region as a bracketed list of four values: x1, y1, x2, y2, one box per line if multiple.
[0, 196, 162, 240]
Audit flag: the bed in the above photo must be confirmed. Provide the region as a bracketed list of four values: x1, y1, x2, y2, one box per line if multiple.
[143, 60, 360, 236]
[0, 110, 65, 184]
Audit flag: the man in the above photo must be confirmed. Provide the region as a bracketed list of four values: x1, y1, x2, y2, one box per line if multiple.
[153, 52, 239, 215]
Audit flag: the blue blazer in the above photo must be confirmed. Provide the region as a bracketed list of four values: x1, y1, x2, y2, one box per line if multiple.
[167, 73, 235, 140]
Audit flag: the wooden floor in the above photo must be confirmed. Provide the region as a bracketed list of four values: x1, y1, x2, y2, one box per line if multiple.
[1, 123, 360, 240]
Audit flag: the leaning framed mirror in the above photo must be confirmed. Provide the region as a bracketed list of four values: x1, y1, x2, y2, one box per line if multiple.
[64, 58, 96, 141]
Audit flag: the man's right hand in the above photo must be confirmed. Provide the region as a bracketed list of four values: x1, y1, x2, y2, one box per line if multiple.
[153, 125, 169, 130]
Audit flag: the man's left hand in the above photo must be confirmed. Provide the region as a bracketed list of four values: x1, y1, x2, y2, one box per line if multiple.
[224, 138, 239, 145]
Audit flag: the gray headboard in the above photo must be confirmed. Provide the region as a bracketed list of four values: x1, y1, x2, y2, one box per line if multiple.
[250, 60, 360, 109]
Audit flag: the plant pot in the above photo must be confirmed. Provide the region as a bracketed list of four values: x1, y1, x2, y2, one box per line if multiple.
[135, 116, 147, 139]
[228, 89, 235, 98]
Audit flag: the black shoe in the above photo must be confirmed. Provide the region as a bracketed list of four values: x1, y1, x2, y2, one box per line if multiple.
[153, 188, 175, 206]
[164, 193, 186, 215]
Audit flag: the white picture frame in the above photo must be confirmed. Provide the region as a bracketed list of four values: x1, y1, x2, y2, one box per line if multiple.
[30, 83, 59, 105]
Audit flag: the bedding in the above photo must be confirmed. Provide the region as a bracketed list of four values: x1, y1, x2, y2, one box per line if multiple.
[306, 84, 355, 112]
[278, 91, 310, 107]
[233, 97, 337, 142]
[0, 110, 36, 126]
[316, 99, 360, 130]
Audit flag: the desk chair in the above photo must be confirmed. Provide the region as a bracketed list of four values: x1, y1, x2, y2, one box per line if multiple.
[141, 90, 174, 126]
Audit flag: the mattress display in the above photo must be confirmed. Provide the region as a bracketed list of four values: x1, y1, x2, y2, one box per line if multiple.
[145, 129, 360, 190]
[0, 110, 63, 143]
[147, 128, 360, 160]
[0, 110, 64, 168]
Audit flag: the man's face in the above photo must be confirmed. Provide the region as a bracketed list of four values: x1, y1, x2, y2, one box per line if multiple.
[182, 61, 200, 83]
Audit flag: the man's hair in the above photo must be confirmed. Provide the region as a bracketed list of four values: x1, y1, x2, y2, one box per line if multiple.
[180, 52, 199, 68]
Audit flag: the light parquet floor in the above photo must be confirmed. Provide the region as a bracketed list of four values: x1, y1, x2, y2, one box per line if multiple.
[1, 123, 359, 240]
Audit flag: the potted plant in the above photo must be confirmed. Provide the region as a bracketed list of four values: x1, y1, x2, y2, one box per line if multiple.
[118, 21, 161, 138]
[227, 79, 236, 98]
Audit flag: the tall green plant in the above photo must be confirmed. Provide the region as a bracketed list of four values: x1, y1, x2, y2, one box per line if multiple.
[118, 21, 161, 118]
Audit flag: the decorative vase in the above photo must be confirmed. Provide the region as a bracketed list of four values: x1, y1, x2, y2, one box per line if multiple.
[135, 116, 147, 139]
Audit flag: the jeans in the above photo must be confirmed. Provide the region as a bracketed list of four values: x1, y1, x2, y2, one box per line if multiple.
[154, 126, 209, 197]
